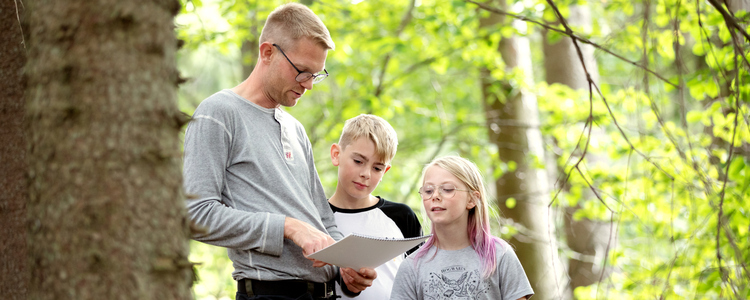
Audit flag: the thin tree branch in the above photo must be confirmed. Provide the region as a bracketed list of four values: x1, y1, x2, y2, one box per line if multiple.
[464, 0, 679, 88]
[374, 0, 416, 98]
[706, 0, 750, 42]
[15, 0, 25, 49]
[715, 32, 742, 288]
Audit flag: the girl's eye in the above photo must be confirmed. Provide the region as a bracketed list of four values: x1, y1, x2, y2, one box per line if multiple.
[442, 188, 455, 193]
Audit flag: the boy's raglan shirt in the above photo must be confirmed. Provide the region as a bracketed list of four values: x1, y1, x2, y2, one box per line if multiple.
[183, 89, 342, 282]
[329, 197, 422, 299]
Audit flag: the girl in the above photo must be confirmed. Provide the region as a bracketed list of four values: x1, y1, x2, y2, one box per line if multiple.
[391, 156, 534, 300]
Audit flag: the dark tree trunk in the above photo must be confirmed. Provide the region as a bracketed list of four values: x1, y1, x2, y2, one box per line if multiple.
[25, 0, 192, 299]
[0, 1, 28, 298]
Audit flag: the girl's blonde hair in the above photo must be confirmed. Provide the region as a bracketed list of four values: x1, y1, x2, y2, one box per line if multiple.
[413, 156, 503, 278]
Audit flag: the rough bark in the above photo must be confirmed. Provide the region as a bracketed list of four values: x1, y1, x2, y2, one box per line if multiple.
[480, 1, 566, 299]
[0, 1, 28, 298]
[542, 4, 614, 296]
[25, 1, 192, 299]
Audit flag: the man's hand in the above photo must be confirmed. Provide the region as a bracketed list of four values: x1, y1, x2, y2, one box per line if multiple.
[340, 267, 377, 293]
[284, 217, 335, 265]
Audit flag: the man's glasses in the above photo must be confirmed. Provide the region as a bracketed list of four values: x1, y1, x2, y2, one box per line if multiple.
[419, 184, 470, 200]
[273, 44, 329, 84]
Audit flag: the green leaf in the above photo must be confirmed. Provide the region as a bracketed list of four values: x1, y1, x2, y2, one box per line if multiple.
[505, 197, 517, 209]
[686, 111, 702, 124]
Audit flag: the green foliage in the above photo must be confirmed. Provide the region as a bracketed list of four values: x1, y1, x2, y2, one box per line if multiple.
[176, 0, 750, 299]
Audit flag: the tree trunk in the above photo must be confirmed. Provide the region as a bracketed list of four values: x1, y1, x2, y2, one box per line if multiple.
[0, 1, 28, 298]
[25, 1, 192, 299]
[542, 4, 613, 297]
[240, 7, 259, 79]
[480, 1, 566, 299]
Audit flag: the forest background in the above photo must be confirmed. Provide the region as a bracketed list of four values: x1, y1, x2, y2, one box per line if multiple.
[1, 0, 747, 299]
[178, 0, 749, 299]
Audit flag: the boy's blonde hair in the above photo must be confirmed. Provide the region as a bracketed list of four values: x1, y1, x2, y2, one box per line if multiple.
[260, 3, 335, 51]
[338, 114, 398, 164]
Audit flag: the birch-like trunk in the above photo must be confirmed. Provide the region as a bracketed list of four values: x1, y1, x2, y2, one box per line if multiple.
[25, 1, 192, 299]
[480, 1, 566, 298]
[542, 4, 614, 297]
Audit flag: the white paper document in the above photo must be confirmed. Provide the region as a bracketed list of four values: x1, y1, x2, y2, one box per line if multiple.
[307, 233, 430, 270]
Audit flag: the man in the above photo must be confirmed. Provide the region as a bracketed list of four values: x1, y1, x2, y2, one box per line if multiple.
[183, 3, 376, 300]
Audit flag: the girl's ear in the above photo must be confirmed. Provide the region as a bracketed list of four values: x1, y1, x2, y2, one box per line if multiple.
[467, 191, 480, 210]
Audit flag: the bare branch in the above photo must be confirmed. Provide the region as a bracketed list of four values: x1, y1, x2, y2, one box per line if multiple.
[706, 0, 750, 43]
[374, 0, 416, 98]
[464, 0, 679, 88]
[15, 0, 25, 49]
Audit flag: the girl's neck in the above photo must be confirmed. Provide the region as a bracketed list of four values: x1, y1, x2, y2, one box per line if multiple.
[434, 223, 471, 251]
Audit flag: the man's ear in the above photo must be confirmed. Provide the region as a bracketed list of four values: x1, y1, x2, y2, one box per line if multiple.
[330, 143, 341, 166]
[258, 42, 275, 64]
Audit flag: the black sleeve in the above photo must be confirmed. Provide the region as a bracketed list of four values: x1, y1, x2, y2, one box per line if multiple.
[378, 198, 423, 255]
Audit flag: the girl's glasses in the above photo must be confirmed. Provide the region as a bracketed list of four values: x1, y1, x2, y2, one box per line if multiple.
[419, 184, 470, 200]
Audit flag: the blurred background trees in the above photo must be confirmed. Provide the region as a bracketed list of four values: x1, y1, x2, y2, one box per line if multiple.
[176, 0, 749, 299]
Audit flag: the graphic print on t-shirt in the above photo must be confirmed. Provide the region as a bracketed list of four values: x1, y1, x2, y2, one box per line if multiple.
[422, 265, 488, 299]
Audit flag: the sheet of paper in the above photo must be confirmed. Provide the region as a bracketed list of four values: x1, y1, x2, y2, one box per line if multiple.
[307, 233, 430, 270]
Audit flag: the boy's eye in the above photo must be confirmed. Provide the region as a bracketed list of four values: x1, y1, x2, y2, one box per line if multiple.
[374, 167, 382, 172]
[353, 159, 362, 164]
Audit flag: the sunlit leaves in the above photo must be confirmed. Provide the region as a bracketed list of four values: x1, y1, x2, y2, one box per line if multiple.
[176, 0, 750, 298]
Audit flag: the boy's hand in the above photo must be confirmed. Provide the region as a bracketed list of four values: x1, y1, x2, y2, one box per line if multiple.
[284, 217, 336, 259]
[340, 267, 377, 293]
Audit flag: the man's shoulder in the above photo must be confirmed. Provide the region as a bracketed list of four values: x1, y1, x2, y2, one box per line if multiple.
[194, 90, 238, 113]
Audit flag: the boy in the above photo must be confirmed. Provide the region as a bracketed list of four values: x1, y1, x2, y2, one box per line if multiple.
[328, 114, 422, 299]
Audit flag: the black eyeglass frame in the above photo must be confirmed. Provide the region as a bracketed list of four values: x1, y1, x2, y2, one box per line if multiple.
[272, 44, 329, 84]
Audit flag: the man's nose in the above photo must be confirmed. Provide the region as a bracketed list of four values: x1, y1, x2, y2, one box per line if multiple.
[300, 78, 314, 90]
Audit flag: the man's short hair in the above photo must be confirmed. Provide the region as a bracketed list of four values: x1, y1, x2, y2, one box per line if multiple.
[259, 3, 335, 50]
[338, 114, 398, 164]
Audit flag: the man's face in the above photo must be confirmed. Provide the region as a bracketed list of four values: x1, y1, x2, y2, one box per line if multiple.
[266, 38, 328, 108]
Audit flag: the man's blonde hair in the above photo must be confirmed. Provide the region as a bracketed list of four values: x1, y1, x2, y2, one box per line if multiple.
[338, 114, 398, 164]
[259, 3, 335, 50]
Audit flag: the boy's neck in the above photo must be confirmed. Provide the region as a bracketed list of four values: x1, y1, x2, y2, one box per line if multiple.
[328, 192, 379, 210]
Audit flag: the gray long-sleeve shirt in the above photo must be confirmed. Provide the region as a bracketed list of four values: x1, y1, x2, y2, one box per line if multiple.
[183, 89, 342, 282]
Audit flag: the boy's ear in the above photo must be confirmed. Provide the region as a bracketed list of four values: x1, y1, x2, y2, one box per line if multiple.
[384, 165, 391, 173]
[330, 143, 341, 166]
